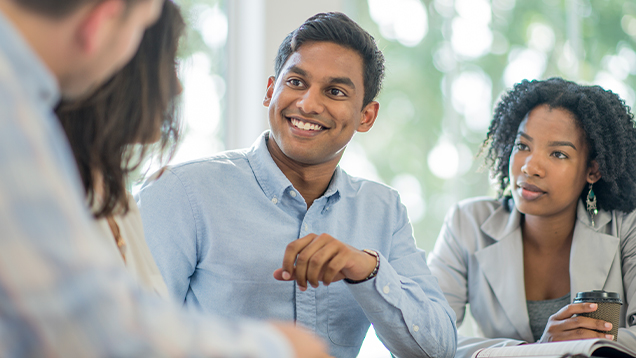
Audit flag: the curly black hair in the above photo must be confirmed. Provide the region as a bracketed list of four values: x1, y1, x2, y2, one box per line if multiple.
[482, 77, 636, 212]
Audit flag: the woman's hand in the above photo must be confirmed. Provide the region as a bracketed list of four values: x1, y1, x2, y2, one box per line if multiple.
[538, 303, 614, 342]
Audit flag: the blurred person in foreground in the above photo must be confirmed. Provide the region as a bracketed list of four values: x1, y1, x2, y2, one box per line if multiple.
[0, 0, 329, 356]
[138, 11, 457, 358]
[428, 78, 636, 358]
[55, 0, 184, 298]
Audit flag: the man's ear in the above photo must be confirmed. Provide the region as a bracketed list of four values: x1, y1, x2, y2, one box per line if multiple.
[263, 76, 275, 107]
[587, 160, 602, 184]
[76, 0, 125, 55]
[356, 101, 379, 133]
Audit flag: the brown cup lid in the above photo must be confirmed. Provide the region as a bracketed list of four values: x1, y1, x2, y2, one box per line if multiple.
[573, 290, 622, 304]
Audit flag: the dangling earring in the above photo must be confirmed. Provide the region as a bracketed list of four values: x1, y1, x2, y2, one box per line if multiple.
[586, 183, 598, 227]
[503, 182, 512, 197]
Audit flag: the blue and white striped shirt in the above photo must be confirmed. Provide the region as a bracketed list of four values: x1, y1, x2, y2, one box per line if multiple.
[0, 9, 292, 357]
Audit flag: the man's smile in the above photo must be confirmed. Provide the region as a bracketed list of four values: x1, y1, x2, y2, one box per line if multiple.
[288, 116, 326, 132]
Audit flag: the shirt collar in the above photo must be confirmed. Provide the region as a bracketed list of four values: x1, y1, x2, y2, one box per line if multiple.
[246, 131, 342, 204]
[0, 9, 60, 111]
[480, 198, 522, 241]
[575, 196, 612, 230]
[323, 166, 343, 198]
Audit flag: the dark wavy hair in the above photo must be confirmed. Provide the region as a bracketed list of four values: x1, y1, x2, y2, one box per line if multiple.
[274, 12, 385, 108]
[56, 0, 185, 218]
[482, 77, 636, 212]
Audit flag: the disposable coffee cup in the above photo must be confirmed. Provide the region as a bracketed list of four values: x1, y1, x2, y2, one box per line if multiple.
[573, 290, 622, 341]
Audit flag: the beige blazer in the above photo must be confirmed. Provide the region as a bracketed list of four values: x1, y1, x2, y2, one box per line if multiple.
[95, 193, 169, 298]
[428, 197, 636, 358]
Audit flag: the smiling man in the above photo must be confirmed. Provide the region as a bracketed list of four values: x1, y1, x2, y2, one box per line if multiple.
[138, 12, 457, 358]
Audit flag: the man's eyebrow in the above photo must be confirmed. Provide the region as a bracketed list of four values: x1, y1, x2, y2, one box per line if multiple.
[286, 66, 356, 89]
[288, 66, 308, 77]
[548, 141, 577, 150]
[327, 76, 356, 89]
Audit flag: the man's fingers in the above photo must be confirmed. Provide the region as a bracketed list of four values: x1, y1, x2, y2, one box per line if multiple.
[306, 243, 340, 288]
[277, 233, 360, 290]
[280, 234, 317, 282]
[321, 254, 348, 285]
[294, 236, 330, 291]
[273, 268, 296, 281]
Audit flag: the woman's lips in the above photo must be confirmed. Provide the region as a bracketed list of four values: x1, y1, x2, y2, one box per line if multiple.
[517, 182, 546, 201]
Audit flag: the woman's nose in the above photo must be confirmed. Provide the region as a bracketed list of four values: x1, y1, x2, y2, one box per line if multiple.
[521, 155, 545, 177]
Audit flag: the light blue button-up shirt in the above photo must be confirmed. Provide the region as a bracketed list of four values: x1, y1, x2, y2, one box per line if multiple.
[138, 132, 458, 358]
[0, 9, 292, 357]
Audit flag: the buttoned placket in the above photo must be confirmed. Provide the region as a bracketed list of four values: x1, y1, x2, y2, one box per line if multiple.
[293, 195, 332, 332]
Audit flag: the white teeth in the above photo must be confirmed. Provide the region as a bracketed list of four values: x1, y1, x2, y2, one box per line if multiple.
[291, 118, 323, 131]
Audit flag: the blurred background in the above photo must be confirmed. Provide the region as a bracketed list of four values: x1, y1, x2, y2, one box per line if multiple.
[134, 0, 636, 356]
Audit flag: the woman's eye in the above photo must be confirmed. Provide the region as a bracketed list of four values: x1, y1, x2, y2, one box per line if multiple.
[514, 142, 528, 151]
[553, 151, 568, 159]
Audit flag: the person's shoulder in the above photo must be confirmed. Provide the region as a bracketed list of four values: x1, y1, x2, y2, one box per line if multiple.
[614, 208, 636, 221]
[434, 197, 508, 252]
[140, 149, 252, 194]
[340, 170, 400, 200]
[164, 148, 251, 177]
[611, 208, 636, 237]
[443, 196, 504, 228]
[455, 196, 502, 214]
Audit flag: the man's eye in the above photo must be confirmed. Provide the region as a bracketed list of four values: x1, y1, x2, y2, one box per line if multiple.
[329, 88, 345, 97]
[288, 79, 302, 87]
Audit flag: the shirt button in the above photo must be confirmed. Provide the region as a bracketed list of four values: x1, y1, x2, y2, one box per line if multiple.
[413, 324, 419, 332]
[383, 285, 390, 294]
[304, 224, 308, 231]
[290, 190, 297, 197]
[271, 197, 278, 204]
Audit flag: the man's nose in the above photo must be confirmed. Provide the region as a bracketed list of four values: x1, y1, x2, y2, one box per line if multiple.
[296, 87, 324, 115]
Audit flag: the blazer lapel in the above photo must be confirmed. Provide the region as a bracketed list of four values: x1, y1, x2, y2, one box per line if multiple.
[570, 201, 620, 297]
[476, 205, 535, 342]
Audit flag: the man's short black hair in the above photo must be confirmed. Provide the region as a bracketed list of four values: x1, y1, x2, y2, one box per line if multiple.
[274, 12, 385, 108]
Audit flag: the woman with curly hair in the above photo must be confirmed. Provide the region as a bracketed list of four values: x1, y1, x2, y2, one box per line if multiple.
[55, 0, 184, 297]
[428, 77, 636, 357]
